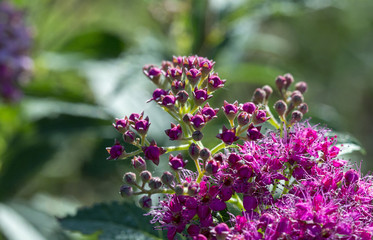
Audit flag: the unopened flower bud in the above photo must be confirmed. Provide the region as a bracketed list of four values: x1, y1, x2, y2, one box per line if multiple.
[275, 76, 286, 92]
[189, 143, 200, 160]
[143, 65, 162, 84]
[199, 148, 211, 161]
[183, 113, 193, 124]
[253, 110, 268, 124]
[139, 196, 152, 209]
[240, 102, 256, 114]
[123, 130, 136, 143]
[120, 185, 133, 197]
[140, 170, 152, 182]
[187, 182, 199, 196]
[274, 100, 287, 117]
[192, 130, 203, 141]
[148, 177, 162, 189]
[162, 60, 172, 72]
[175, 185, 184, 195]
[214, 223, 230, 240]
[237, 112, 250, 126]
[298, 103, 308, 114]
[123, 172, 137, 184]
[291, 91, 304, 106]
[132, 156, 146, 171]
[345, 169, 359, 185]
[291, 110, 303, 123]
[176, 90, 189, 104]
[262, 85, 273, 101]
[186, 68, 202, 86]
[295, 81, 308, 94]
[161, 171, 174, 185]
[284, 73, 294, 90]
[252, 88, 266, 104]
[206, 160, 219, 175]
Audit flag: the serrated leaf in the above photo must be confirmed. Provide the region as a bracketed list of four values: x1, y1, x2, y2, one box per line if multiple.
[59, 201, 161, 240]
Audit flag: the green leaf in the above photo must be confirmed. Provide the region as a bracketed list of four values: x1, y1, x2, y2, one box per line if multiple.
[327, 131, 366, 155]
[59, 201, 161, 240]
[336, 143, 364, 156]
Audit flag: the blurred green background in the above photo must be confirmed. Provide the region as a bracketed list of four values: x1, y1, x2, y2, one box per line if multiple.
[1, 0, 373, 239]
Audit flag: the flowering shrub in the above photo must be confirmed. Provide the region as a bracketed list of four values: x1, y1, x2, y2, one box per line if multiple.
[107, 55, 373, 239]
[0, 1, 32, 102]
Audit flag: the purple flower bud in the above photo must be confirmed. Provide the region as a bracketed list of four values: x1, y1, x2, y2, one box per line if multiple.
[205, 160, 219, 175]
[113, 117, 129, 133]
[291, 110, 303, 124]
[187, 182, 199, 196]
[160, 94, 176, 108]
[140, 170, 152, 182]
[291, 90, 304, 106]
[240, 102, 256, 114]
[183, 113, 193, 124]
[142, 140, 166, 165]
[132, 156, 146, 171]
[190, 131, 202, 142]
[228, 153, 241, 165]
[275, 75, 287, 91]
[183, 56, 198, 69]
[247, 123, 263, 141]
[139, 195, 152, 209]
[216, 125, 239, 145]
[295, 81, 308, 93]
[186, 68, 202, 86]
[147, 88, 168, 103]
[238, 165, 253, 178]
[199, 148, 211, 161]
[262, 85, 273, 100]
[209, 198, 227, 211]
[166, 67, 182, 81]
[193, 88, 212, 106]
[165, 123, 183, 140]
[208, 74, 226, 92]
[298, 102, 308, 114]
[214, 223, 230, 240]
[161, 60, 172, 72]
[148, 177, 162, 189]
[237, 112, 250, 126]
[176, 90, 189, 104]
[123, 130, 136, 143]
[123, 172, 136, 184]
[200, 103, 219, 121]
[199, 59, 215, 76]
[161, 171, 174, 185]
[106, 140, 124, 160]
[274, 100, 287, 116]
[253, 110, 268, 124]
[134, 117, 150, 135]
[169, 154, 187, 170]
[252, 88, 266, 104]
[187, 224, 200, 236]
[222, 100, 239, 120]
[194, 234, 207, 240]
[189, 143, 200, 160]
[129, 112, 143, 123]
[171, 80, 185, 93]
[172, 56, 183, 67]
[345, 169, 359, 185]
[284, 73, 294, 89]
[175, 184, 184, 195]
[191, 114, 206, 130]
[143, 65, 162, 84]
[120, 185, 133, 197]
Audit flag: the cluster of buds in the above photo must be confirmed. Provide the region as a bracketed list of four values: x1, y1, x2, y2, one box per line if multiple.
[0, 2, 33, 102]
[107, 56, 372, 239]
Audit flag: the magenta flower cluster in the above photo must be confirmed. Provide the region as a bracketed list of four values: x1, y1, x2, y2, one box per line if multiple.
[0, 1, 33, 102]
[107, 55, 372, 239]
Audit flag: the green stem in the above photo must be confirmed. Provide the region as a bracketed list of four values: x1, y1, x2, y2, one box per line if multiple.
[117, 149, 142, 161]
[233, 193, 244, 211]
[211, 142, 225, 155]
[164, 144, 191, 153]
[265, 105, 280, 129]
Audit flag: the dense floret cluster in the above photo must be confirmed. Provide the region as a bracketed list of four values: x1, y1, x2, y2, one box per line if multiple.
[107, 55, 373, 239]
[0, 1, 32, 102]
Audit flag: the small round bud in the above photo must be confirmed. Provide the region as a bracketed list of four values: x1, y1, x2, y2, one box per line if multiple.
[205, 160, 219, 175]
[148, 177, 162, 189]
[183, 113, 193, 124]
[176, 90, 189, 104]
[291, 110, 303, 123]
[140, 170, 152, 182]
[199, 148, 211, 161]
[298, 103, 308, 114]
[284, 73, 294, 89]
[262, 85, 273, 101]
[275, 75, 286, 91]
[274, 100, 287, 116]
[120, 185, 133, 197]
[240, 102, 256, 114]
[175, 185, 184, 195]
[192, 130, 203, 141]
[237, 112, 250, 126]
[139, 196, 152, 209]
[187, 182, 199, 196]
[123, 130, 136, 143]
[123, 172, 137, 184]
[161, 171, 174, 185]
[132, 156, 146, 171]
[189, 143, 200, 160]
[345, 169, 359, 185]
[252, 88, 266, 104]
[290, 90, 304, 106]
[295, 81, 308, 94]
